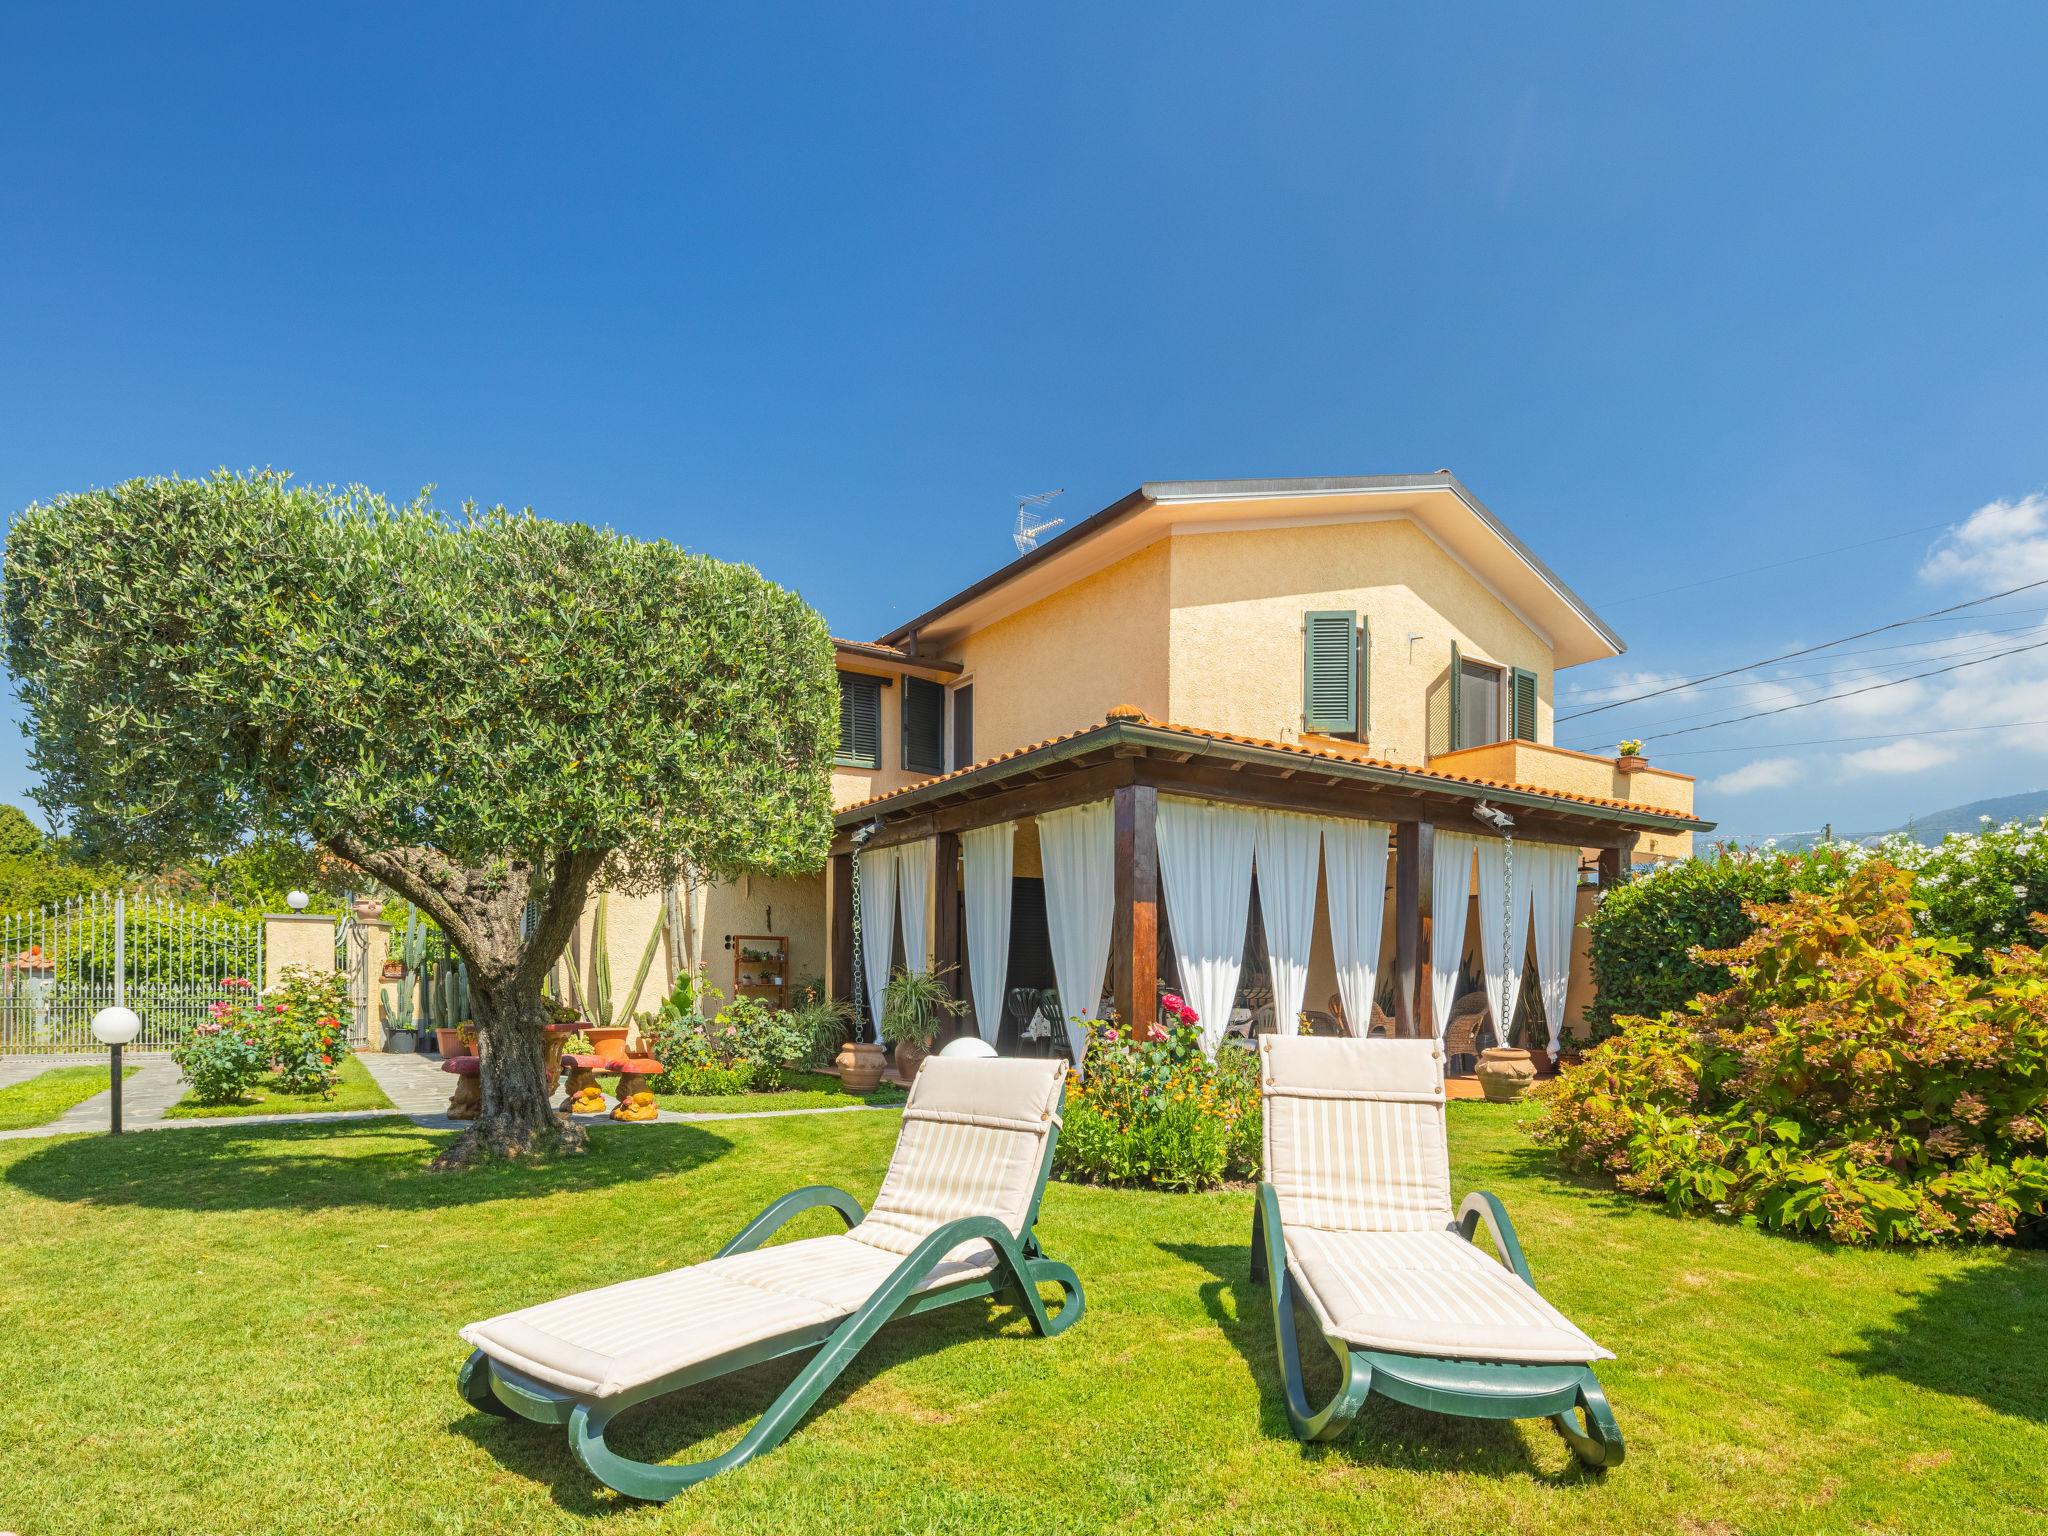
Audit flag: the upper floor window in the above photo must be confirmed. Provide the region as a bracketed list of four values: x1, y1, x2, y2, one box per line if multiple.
[1448, 644, 1540, 749]
[902, 676, 946, 775]
[836, 672, 882, 769]
[1303, 610, 1367, 738]
[950, 682, 975, 769]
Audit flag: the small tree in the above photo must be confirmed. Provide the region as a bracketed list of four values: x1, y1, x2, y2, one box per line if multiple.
[2, 471, 836, 1163]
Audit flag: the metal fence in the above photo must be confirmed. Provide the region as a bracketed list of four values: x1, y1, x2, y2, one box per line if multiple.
[0, 890, 265, 1055]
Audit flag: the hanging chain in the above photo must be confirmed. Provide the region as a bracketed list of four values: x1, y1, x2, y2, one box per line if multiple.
[1498, 824, 1515, 1049]
[850, 845, 866, 1039]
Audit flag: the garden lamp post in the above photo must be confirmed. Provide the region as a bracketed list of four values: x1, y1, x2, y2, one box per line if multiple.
[286, 889, 310, 912]
[90, 1005, 141, 1135]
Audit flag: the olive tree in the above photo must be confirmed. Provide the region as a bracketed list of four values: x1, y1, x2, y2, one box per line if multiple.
[2, 471, 837, 1162]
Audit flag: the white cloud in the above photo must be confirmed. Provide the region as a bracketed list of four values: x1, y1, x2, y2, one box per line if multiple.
[1708, 756, 1804, 794]
[1920, 492, 2048, 592]
[1836, 738, 1960, 777]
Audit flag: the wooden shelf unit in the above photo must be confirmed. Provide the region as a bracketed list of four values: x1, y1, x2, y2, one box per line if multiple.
[731, 934, 789, 1009]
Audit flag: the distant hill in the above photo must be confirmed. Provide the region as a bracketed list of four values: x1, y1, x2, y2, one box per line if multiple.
[1730, 789, 2048, 852]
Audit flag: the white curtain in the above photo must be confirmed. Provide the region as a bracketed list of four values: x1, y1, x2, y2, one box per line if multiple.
[1474, 834, 1535, 1048]
[894, 839, 933, 980]
[1322, 817, 1391, 1036]
[962, 822, 1015, 1043]
[1431, 830, 1476, 1042]
[857, 841, 899, 1042]
[1253, 809, 1323, 1036]
[1526, 842, 1581, 1054]
[1157, 795, 1258, 1057]
[1037, 801, 1115, 1065]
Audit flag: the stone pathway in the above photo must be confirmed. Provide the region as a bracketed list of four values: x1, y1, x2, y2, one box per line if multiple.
[0, 1048, 898, 1141]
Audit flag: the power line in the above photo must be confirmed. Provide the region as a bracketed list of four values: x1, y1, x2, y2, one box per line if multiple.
[1611, 636, 2048, 746]
[1560, 622, 2047, 705]
[1558, 575, 2048, 724]
[1596, 517, 1954, 607]
[1649, 716, 2048, 759]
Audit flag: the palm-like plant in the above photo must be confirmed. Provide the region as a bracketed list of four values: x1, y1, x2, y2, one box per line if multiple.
[879, 966, 967, 1048]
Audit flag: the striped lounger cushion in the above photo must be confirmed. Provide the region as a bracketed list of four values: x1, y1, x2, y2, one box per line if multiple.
[459, 1055, 1068, 1400]
[1261, 1035, 1610, 1365]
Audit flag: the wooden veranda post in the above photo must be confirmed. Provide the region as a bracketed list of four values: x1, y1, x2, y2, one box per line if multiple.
[1110, 783, 1159, 1032]
[1393, 820, 1421, 1038]
[933, 830, 962, 1003]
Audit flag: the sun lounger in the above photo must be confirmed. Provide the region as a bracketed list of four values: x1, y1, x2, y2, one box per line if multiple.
[1249, 1035, 1621, 1466]
[457, 1055, 1084, 1499]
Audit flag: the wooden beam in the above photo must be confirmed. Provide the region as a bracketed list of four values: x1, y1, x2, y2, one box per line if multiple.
[932, 830, 962, 1003]
[828, 852, 855, 1008]
[1394, 821, 1421, 1039]
[1110, 783, 1159, 1032]
[833, 759, 1139, 853]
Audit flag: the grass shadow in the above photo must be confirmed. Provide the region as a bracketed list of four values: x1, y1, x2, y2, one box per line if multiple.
[451, 1286, 1060, 1512]
[2, 1116, 735, 1213]
[1162, 1238, 1595, 1481]
[1839, 1248, 2048, 1423]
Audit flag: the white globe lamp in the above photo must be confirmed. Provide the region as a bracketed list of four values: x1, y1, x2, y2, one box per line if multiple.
[285, 889, 310, 912]
[938, 1036, 998, 1060]
[91, 1005, 142, 1135]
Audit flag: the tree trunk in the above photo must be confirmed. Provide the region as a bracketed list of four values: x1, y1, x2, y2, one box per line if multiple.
[434, 972, 585, 1167]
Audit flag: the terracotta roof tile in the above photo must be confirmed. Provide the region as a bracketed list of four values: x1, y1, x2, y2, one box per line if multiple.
[836, 710, 1700, 824]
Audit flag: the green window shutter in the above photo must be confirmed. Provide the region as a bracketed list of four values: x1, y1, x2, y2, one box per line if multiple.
[1302, 610, 1358, 735]
[902, 677, 946, 775]
[1447, 642, 1463, 751]
[1510, 667, 1538, 742]
[1358, 613, 1371, 740]
[836, 673, 881, 769]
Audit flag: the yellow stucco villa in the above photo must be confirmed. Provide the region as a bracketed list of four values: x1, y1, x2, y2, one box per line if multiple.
[603, 473, 1710, 1072]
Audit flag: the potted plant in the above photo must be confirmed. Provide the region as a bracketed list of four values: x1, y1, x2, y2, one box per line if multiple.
[379, 984, 417, 1054]
[1615, 739, 1648, 774]
[835, 1034, 888, 1092]
[879, 966, 968, 1084]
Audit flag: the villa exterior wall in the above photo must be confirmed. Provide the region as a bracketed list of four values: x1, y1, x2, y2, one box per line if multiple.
[1163, 520, 1555, 767]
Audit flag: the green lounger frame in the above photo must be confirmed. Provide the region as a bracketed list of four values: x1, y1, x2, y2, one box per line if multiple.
[459, 1116, 1083, 1501]
[1250, 1184, 1623, 1468]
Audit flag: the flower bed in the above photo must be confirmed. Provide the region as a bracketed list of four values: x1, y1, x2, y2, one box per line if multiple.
[1056, 996, 1261, 1191]
[172, 966, 351, 1106]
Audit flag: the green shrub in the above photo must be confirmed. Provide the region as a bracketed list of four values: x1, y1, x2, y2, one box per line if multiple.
[657, 1061, 788, 1096]
[171, 984, 267, 1105]
[1585, 843, 1855, 1038]
[1054, 1015, 1261, 1191]
[1537, 862, 2048, 1246]
[639, 992, 817, 1093]
[1588, 821, 2048, 1039]
[262, 965, 350, 1095]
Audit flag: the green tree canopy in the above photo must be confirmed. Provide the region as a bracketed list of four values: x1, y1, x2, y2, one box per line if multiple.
[0, 804, 43, 857]
[2, 470, 838, 1159]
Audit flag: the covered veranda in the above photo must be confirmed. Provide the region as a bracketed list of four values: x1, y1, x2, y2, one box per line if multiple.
[826, 709, 1708, 1070]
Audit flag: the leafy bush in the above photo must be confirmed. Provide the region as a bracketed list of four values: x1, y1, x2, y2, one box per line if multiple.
[263, 965, 351, 1095]
[1587, 820, 2048, 1038]
[172, 982, 267, 1104]
[639, 993, 816, 1093]
[1537, 862, 2048, 1245]
[657, 1061, 787, 1096]
[1055, 1015, 1261, 1191]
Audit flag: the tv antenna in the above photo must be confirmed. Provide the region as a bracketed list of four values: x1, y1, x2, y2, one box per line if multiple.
[1013, 488, 1067, 554]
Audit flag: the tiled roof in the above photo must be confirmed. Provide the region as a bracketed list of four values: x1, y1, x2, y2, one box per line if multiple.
[836, 708, 1707, 826]
[830, 637, 961, 673]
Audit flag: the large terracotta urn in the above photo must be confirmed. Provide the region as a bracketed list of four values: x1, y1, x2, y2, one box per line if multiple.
[1475, 1047, 1539, 1104]
[836, 1040, 887, 1093]
[893, 1039, 929, 1085]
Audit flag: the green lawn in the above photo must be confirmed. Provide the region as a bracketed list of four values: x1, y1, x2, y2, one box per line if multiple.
[0, 1102, 2039, 1535]
[0, 1062, 136, 1130]
[161, 1051, 396, 1119]
[654, 1068, 906, 1117]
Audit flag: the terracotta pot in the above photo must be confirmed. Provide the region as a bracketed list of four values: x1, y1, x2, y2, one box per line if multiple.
[435, 1027, 464, 1056]
[893, 1039, 930, 1084]
[354, 898, 384, 920]
[1475, 1047, 1539, 1103]
[1615, 754, 1648, 774]
[835, 1041, 887, 1093]
[379, 960, 406, 981]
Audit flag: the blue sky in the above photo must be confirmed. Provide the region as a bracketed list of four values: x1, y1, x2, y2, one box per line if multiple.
[4, 4, 2046, 844]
